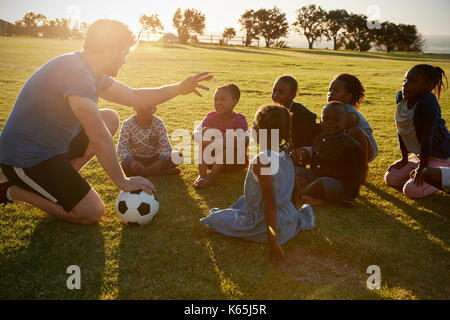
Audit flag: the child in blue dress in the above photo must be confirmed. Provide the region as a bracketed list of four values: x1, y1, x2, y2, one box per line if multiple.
[200, 105, 315, 264]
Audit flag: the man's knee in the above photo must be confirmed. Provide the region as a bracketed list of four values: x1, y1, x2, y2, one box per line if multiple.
[73, 191, 105, 224]
[100, 109, 120, 137]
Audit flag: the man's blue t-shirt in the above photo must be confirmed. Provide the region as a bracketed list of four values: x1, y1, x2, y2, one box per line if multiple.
[0, 51, 113, 168]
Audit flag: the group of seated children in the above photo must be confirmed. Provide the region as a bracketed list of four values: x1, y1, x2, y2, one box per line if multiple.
[116, 64, 449, 262]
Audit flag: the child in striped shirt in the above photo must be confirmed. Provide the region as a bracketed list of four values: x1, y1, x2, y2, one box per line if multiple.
[117, 105, 183, 177]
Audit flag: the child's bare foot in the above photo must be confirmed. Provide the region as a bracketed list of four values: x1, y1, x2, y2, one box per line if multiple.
[194, 175, 205, 189]
[301, 196, 325, 206]
[195, 172, 217, 189]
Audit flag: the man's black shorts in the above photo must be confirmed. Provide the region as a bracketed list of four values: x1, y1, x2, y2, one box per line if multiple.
[0, 129, 91, 212]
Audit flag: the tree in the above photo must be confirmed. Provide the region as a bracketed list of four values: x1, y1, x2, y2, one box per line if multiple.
[292, 4, 328, 49]
[39, 18, 78, 39]
[342, 14, 375, 52]
[395, 24, 425, 52]
[325, 9, 349, 50]
[373, 21, 398, 52]
[15, 12, 47, 36]
[239, 10, 259, 46]
[40, 19, 57, 38]
[253, 7, 289, 48]
[222, 27, 236, 44]
[138, 14, 164, 41]
[172, 8, 206, 44]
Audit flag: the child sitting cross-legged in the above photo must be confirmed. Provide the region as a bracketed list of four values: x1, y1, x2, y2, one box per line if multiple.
[117, 105, 183, 177]
[292, 102, 364, 207]
[192, 83, 249, 189]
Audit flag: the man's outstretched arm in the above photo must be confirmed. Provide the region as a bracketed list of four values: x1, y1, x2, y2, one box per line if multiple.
[99, 72, 213, 108]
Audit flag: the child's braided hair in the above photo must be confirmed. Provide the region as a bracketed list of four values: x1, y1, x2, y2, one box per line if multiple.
[334, 73, 366, 109]
[253, 104, 292, 152]
[411, 64, 448, 100]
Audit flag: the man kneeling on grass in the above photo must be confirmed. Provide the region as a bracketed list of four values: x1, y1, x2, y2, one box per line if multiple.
[0, 19, 212, 224]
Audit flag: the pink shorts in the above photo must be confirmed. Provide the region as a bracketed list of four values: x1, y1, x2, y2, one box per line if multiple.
[384, 154, 450, 198]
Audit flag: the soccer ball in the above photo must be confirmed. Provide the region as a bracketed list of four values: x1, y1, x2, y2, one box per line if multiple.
[115, 190, 159, 226]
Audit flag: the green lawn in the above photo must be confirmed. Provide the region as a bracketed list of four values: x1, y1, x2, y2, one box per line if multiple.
[0, 37, 449, 300]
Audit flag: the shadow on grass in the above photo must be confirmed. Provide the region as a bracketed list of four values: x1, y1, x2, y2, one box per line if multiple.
[194, 171, 380, 299]
[117, 173, 227, 299]
[0, 218, 104, 299]
[291, 49, 450, 63]
[194, 169, 246, 210]
[365, 182, 449, 239]
[353, 182, 450, 299]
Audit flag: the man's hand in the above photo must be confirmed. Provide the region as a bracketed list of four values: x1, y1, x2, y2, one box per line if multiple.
[176, 72, 213, 97]
[120, 176, 157, 195]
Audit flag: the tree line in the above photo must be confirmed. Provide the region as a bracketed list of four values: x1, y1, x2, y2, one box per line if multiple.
[1, 12, 88, 39]
[3, 5, 425, 53]
[238, 5, 424, 52]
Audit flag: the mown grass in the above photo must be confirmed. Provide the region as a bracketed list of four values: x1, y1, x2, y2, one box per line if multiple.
[0, 37, 449, 300]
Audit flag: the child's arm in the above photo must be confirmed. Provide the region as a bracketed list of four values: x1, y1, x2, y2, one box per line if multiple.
[388, 133, 410, 171]
[253, 156, 286, 265]
[390, 91, 411, 171]
[156, 120, 173, 162]
[290, 147, 312, 167]
[412, 94, 440, 185]
[117, 121, 134, 165]
[192, 113, 214, 145]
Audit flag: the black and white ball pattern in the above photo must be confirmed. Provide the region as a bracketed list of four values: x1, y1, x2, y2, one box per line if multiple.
[115, 190, 159, 226]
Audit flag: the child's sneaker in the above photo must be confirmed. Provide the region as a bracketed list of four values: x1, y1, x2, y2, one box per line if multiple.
[0, 180, 14, 206]
[298, 204, 315, 231]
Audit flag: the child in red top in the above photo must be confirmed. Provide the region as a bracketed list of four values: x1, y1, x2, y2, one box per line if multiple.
[192, 84, 249, 189]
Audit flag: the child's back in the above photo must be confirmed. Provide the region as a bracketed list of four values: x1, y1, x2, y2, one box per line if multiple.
[201, 149, 314, 244]
[200, 105, 315, 250]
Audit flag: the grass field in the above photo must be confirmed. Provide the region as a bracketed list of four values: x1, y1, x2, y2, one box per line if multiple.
[0, 37, 449, 300]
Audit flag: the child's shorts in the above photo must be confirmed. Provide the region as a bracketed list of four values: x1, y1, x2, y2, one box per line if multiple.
[295, 167, 344, 202]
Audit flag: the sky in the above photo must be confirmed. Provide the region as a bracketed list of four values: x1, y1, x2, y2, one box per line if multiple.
[1, 0, 449, 38]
